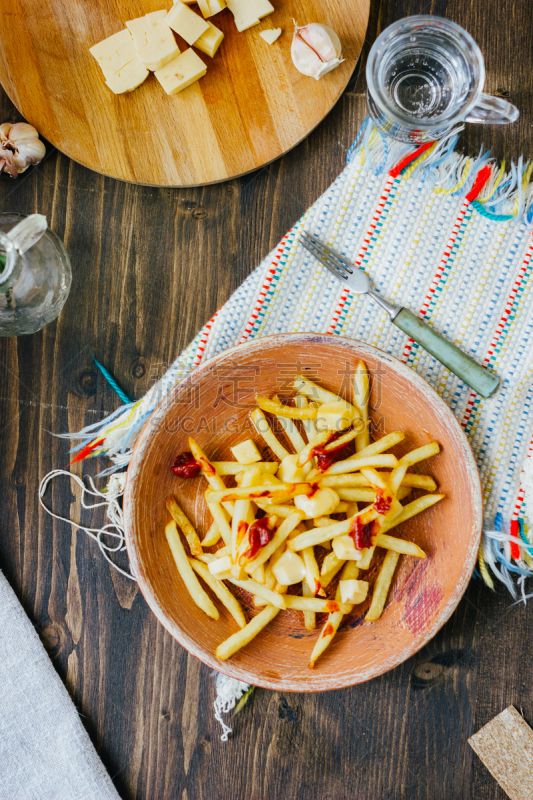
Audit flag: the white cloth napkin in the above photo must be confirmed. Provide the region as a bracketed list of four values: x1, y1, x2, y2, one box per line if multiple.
[0, 569, 121, 800]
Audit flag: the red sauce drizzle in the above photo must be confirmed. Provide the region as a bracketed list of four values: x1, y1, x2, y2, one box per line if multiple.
[326, 601, 340, 613]
[374, 489, 392, 515]
[171, 452, 202, 478]
[323, 623, 335, 636]
[199, 457, 216, 476]
[310, 430, 350, 472]
[349, 516, 375, 551]
[243, 518, 275, 559]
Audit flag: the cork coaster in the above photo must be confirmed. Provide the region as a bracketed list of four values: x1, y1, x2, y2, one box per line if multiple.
[468, 706, 533, 800]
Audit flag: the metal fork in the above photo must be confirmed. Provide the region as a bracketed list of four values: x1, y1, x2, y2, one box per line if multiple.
[300, 231, 499, 398]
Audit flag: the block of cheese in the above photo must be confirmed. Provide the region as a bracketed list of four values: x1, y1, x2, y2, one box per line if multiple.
[126, 11, 180, 72]
[197, 0, 227, 18]
[154, 48, 207, 94]
[165, 3, 210, 45]
[195, 20, 224, 57]
[226, 0, 274, 31]
[89, 29, 149, 93]
[259, 28, 282, 44]
[90, 29, 139, 78]
[105, 60, 150, 93]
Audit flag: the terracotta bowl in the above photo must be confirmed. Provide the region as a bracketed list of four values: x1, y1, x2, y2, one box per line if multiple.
[124, 334, 483, 692]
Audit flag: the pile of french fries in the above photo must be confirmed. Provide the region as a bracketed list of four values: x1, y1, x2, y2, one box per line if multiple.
[164, 363, 444, 668]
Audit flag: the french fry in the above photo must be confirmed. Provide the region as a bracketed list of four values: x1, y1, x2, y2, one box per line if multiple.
[296, 394, 318, 441]
[288, 507, 377, 551]
[302, 546, 323, 596]
[388, 462, 407, 494]
[205, 482, 312, 504]
[198, 553, 286, 608]
[321, 549, 342, 576]
[297, 430, 331, 466]
[166, 496, 203, 556]
[281, 595, 352, 613]
[251, 564, 266, 584]
[323, 426, 360, 451]
[212, 461, 278, 475]
[309, 561, 359, 668]
[356, 545, 375, 570]
[380, 494, 445, 533]
[320, 559, 345, 588]
[360, 467, 388, 490]
[399, 441, 440, 467]
[165, 521, 219, 620]
[294, 375, 358, 412]
[318, 430, 405, 476]
[336, 486, 410, 505]
[302, 580, 316, 630]
[374, 533, 426, 558]
[231, 465, 261, 561]
[273, 395, 307, 452]
[337, 488, 377, 503]
[189, 558, 247, 628]
[254, 502, 296, 518]
[202, 521, 221, 547]
[244, 512, 304, 573]
[353, 361, 370, 452]
[216, 605, 280, 661]
[250, 407, 290, 461]
[366, 549, 400, 621]
[189, 437, 235, 515]
[256, 394, 318, 419]
[402, 474, 437, 491]
[206, 502, 232, 547]
[313, 453, 398, 478]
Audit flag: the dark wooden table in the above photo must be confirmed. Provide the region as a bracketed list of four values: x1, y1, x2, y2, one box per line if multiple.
[1, 1, 532, 798]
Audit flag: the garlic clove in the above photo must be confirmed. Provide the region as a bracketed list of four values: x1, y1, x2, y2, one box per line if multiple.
[1, 121, 45, 177]
[9, 122, 40, 142]
[291, 22, 343, 80]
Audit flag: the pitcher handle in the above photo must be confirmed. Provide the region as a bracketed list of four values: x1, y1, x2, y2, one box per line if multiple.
[465, 93, 519, 125]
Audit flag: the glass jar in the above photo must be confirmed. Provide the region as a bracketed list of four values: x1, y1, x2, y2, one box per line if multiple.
[0, 212, 72, 336]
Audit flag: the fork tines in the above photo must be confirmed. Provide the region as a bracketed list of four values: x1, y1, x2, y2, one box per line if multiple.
[300, 231, 353, 278]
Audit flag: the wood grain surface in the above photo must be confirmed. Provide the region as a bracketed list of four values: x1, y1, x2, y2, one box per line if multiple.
[0, 0, 369, 187]
[0, 0, 532, 797]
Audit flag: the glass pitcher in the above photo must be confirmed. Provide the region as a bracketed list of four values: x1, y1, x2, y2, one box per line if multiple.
[0, 212, 72, 336]
[366, 16, 519, 143]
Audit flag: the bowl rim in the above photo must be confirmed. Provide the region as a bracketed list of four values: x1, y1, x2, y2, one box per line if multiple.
[124, 333, 483, 692]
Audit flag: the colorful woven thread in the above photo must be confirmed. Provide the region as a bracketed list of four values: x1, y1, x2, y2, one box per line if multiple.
[69, 121, 533, 596]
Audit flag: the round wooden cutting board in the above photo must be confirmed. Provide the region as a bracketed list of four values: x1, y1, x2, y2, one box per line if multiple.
[0, 0, 369, 187]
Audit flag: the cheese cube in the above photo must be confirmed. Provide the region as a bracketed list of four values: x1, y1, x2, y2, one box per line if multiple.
[126, 11, 180, 72]
[90, 29, 138, 79]
[165, 2, 210, 45]
[226, 0, 274, 31]
[154, 49, 207, 94]
[231, 439, 262, 464]
[208, 555, 233, 579]
[272, 551, 306, 585]
[197, 0, 227, 17]
[294, 488, 340, 518]
[277, 454, 311, 483]
[259, 28, 282, 44]
[316, 401, 357, 432]
[339, 579, 369, 605]
[332, 535, 362, 561]
[194, 20, 224, 57]
[104, 60, 150, 93]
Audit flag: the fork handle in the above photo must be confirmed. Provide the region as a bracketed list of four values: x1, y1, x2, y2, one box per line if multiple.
[394, 308, 500, 398]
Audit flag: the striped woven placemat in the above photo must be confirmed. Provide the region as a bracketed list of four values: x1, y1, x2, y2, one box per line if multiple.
[71, 119, 533, 596]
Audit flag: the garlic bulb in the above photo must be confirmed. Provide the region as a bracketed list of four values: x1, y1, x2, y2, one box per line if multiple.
[0, 123, 46, 178]
[291, 22, 343, 80]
